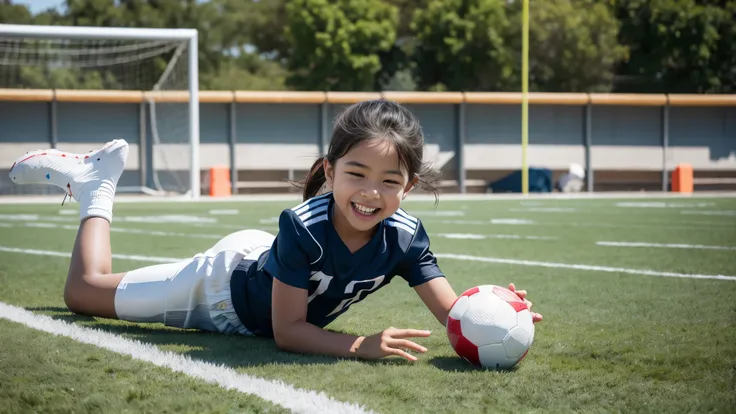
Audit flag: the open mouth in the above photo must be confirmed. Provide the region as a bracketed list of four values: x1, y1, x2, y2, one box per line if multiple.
[351, 201, 381, 218]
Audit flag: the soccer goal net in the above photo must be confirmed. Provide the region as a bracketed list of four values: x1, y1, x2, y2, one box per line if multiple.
[0, 24, 200, 199]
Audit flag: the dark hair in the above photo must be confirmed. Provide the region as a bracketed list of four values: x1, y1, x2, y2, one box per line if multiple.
[298, 100, 439, 203]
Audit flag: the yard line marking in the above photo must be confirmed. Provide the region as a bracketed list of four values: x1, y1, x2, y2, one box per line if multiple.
[406, 210, 465, 217]
[430, 219, 734, 232]
[5, 245, 732, 282]
[490, 219, 535, 225]
[0, 214, 40, 220]
[509, 207, 577, 213]
[0, 301, 372, 414]
[0, 214, 77, 223]
[681, 210, 736, 216]
[616, 202, 715, 208]
[596, 241, 736, 251]
[120, 215, 218, 224]
[2, 220, 278, 239]
[437, 233, 557, 241]
[0, 246, 182, 263]
[20, 222, 224, 239]
[435, 253, 736, 281]
[209, 209, 239, 215]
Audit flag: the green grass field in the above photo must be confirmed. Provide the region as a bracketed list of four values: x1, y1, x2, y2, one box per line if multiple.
[1, 194, 735, 413]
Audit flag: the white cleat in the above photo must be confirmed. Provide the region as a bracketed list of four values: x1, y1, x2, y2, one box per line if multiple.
[9, 139, 129, 202]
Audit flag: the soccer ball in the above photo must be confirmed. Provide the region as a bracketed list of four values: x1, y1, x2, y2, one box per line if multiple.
[446, 285, 535, 369]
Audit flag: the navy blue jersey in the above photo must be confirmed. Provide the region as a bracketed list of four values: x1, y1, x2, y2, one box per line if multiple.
[229, 192, 445, 337]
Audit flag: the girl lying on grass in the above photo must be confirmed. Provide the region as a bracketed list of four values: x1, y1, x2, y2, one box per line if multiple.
[9, 99, 542, 361]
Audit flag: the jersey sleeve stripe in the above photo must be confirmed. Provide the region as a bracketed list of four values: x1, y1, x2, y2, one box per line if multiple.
[386, 219, 416, 236]
[395, 209, 418, 224]
[297, 204, 328, 222]
[304, 214, 329, 227]
[291, 193, 332, 213]
[293, 198, 330, 216]
[389, 213, 417, 230]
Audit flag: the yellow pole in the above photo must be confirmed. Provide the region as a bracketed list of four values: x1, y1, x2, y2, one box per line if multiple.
[521, 0, 529, 194]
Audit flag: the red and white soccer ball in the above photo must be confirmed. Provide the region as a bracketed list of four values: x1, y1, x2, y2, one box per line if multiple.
[446, 285, 535, 369]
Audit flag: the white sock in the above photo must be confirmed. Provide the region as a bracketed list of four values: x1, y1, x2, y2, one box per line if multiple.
[78, 179, 117, 223]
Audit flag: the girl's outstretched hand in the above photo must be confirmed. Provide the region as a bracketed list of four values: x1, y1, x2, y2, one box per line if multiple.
[356, 327, 431, 361]
[508, 283, 543, 323]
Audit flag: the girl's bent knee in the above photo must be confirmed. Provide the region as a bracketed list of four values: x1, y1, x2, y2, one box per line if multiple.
[63, 274, 118, 317]
[63, 285, 89, 315]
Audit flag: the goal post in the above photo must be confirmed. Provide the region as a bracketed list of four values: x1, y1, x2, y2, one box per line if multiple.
[0, 23, 200, 200]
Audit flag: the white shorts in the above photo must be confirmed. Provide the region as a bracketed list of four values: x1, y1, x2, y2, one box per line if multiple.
[113, 229, 275, 335]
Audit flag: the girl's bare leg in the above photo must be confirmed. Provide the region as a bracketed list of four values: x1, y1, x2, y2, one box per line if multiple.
[63, 217, 126, 318]
[9, 139, 130, 319]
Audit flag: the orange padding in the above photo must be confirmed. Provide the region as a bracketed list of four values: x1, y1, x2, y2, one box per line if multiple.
[209, 166, 231, 197]
[1, 88, 735, 106]
[671, 163, 693, 193]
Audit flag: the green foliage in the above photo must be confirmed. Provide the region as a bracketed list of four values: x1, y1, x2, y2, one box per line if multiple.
[506, 0, 628, 92]
[284, 0, 398, 91]
[0, 0, 33, 24]
[612, 0, 736, 93]
[411, 0, 512, 91]
[1, 0, 734, 93]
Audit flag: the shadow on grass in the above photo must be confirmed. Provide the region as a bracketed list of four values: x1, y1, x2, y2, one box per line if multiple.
[24, 306, 422, 370]
[428, 356, 520, 373]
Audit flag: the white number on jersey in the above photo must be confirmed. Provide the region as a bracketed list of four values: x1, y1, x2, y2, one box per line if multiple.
[326, 275, 385, 317]
[307, 271, 334, 303]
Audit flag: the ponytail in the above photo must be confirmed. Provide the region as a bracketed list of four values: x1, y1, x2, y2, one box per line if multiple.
[301, 157, 327, 201]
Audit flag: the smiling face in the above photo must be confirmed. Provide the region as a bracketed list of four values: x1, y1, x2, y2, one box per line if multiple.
[324, 138, 415, 241]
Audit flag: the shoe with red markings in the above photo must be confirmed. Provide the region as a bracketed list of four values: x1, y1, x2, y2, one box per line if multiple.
[9, 139, 129, 202]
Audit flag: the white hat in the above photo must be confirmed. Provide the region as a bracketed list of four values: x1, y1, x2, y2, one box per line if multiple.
[569, 163, 585, 179]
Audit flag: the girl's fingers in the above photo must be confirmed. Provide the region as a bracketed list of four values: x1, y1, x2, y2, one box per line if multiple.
[393, 348, 418, 361]
[532, 312, 543, 323]
[392, 329, 432, 339]
[391, 339, 427, 354]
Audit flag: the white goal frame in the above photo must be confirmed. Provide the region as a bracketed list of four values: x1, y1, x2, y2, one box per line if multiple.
[0, 24, 201, 200]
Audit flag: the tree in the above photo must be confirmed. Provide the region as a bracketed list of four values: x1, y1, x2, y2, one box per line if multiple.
[0, 0, 34, 24]
[506, 0, 628, 92]
[612, 0, 736, 93]
[41, 0, 287, 90]
[411, 0, 512, 91]
[285, 0, 398, 91]
[374, 0, 425, 91]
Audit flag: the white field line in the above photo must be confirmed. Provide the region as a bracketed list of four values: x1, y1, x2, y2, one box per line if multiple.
[681, 210, 736, 216]
[22, 222, 224, 240]
[596, 241, 736, 251]
[0, 246, 181, 263]
[436, 233, 557, 241]
[490, 218, 535, 225]
[0, 213, 278, 232]
[616, 202, 716, 208]
[2, 191, 736, 205]
[508, 207, 577, 213]
[0, 301, 372, 414]
[429, 219, 735, 232]
[209, 209, 239, 215]
[435, 253, 736, 281]
[406, 210, 465, 217]
[1, 221, 279, 239]
[1, 244, 733, 282]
